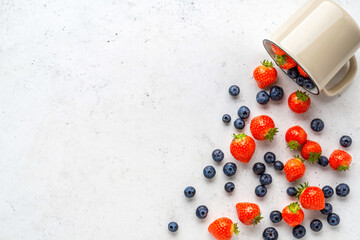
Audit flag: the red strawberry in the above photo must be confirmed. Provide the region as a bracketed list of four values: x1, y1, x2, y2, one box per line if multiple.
[297, 65, 309, 78]
[250, 115, 278, 141]
[271, 44, 286, 55]
[288, 91, 311, 114]
[301, 140, 322, 163]
[296, 182, 325, 210]
[230, 133, 256, 163]
[284, 157, 306, 182]
[282, 202, 304, 227]
[208, 217, 239, 240]
[253, 60, 278, 89]
[285, 126, 308, 150]
[329, 149, 352, 171]
[236, 202, 263, 226]
[276, 54, 297, 69]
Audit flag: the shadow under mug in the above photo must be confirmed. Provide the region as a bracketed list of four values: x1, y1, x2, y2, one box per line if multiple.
[263, 0, 360, 96]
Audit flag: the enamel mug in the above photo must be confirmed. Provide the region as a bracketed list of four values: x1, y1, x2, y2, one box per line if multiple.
[263, 0, 360, 96]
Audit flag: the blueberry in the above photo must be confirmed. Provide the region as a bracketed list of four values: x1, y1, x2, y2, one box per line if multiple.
[273, 161, 284, 171]
[287, 67, 299, 79]
[260, 173, 272, 185]
[222, 114, 231, 123]
[195, 205, 208, 219]
[318, 156, 329, 167]
[310, 219, 323, 232]
[212, 149, 224, 162]
[320, 203, 333, 215]
[234, 118, 245, 130]
[296, 76, 305, 86]
[229, 85, 240, 96]
[292, 225, 306, 239]
[168, 222, 178, 232]
[270, 86, 284, 101]
[257, 91, 270, 105]
[223, 162, 237, 177]
[304, 79, 315, 89]
[262, 227, 278, 240]
[287, 187, 297, 197]
[255, 185, 267, 197]
[335, 183, 350, 197]
[311, 118, 324, 132]
[184, 186, 196, 198]
[253, 162, 266, 175]
[327, 213, 340, 226]
[264, 152, 276, 164]
[322, 185, 334, 198]
[224, 182, 235, 193]
[237, 106, 250, 119]
[269, 211, 282, 223]
[340, 135, 352, 148]
[203, 166, 216, 179]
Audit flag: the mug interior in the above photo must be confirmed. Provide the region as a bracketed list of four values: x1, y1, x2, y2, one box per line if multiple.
[263, 39, 320, 95]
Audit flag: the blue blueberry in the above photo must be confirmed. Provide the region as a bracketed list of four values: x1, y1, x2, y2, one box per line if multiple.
[287, 67, 299, 79]
[196, 205, 208, 219]
[292, 225, 306, 239]
[262, 227, 278, 240]
[224, 182, 235, 193]
[237, 106, 250, 119]
[310, 219, 323, 232]
[212, 149, 224, 162]
[260, 173, 272, 185]
[327, 213, 340, 226]
[223, 162, 237, 177]
[320, 203, 333, 215]
[222, 114, 231, 123]
[273, 161, 284, 171]
[322, 185, 334, 198]
[203, 166, 216, 179]
[257, 91, 270, 105]
[304, 79, 315, 89]
[296, 76, 305, 86]
[270, 86, 284, 101]
[318, 156, 329, 167]
[340, 135, 352, 148]
[269, 211, 282, 223]
[229, 85, 240, 96]
[335, 183, 350, 197]
[234, 118, 245, 130]
[255, 185, 267, 197]
[184, 186, 196, 198]
[264, 152, 276, 164]
[287, 187, 297, 197]
[311, 118, 324, 132]
[253, 162, 266, 175]
[168, 222, 178, 232]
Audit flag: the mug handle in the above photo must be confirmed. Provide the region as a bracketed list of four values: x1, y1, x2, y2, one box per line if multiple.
[322, 56, 357, 96]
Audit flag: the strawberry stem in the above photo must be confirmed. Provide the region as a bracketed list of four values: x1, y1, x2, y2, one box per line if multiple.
[294, 155, 305, 162]
[233, 223, 240, 235]
[287, 140, 300, 151]
[307, 152, 321, 164]
[265, 128, 278, 142]
[261, 60, 274, 68]
[337, 165, 349, 171]
[288, 202, 301, 214]
[275, 55, 287, 66]
[295, 90, 309, 102]
[252, 213, 263, 226]
[233, 133, 246, 140]
[295, 182, 309, 198]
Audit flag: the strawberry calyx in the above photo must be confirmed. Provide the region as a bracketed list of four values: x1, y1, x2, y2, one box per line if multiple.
[261, 60, 274, 68]
[295, 182, 309, 198]
[295, 90, 309, 102]
[294, 155, 305, 162]
[287, 140, 300, 151]
[233, 133, 246, 140]
[275, 54, 288, 67]
[252, 213, 263, 226]
[337, 165, 350, 171]
[265, 128, 278, 142]
[232, 223, 240, 235]
[288, 202, 301, 214]
[307, 151, 321, 164]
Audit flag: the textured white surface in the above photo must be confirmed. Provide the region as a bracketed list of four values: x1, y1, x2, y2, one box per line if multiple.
[0, 0, 360, 239]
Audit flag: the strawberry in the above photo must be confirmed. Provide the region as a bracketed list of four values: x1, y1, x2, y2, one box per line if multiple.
[236, 202, 263, 226]
[271, 44, 286, 56]
[296, 182, 325, 210]
[301, 140, 322, 163]
[275, 54, 297, 69]
[230, 133, 256, 163]
[208, 217, 239, 240]
[250, 115, 278, 141]
[253, 60, 278, 89]
[288, 91, 311, 114]
[297, 65, 309, 78]
[282, 202, 304, 227]
[329, 149, 352, 171]
[284, 157, 306, 182]
[285, 126, 308, 150]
